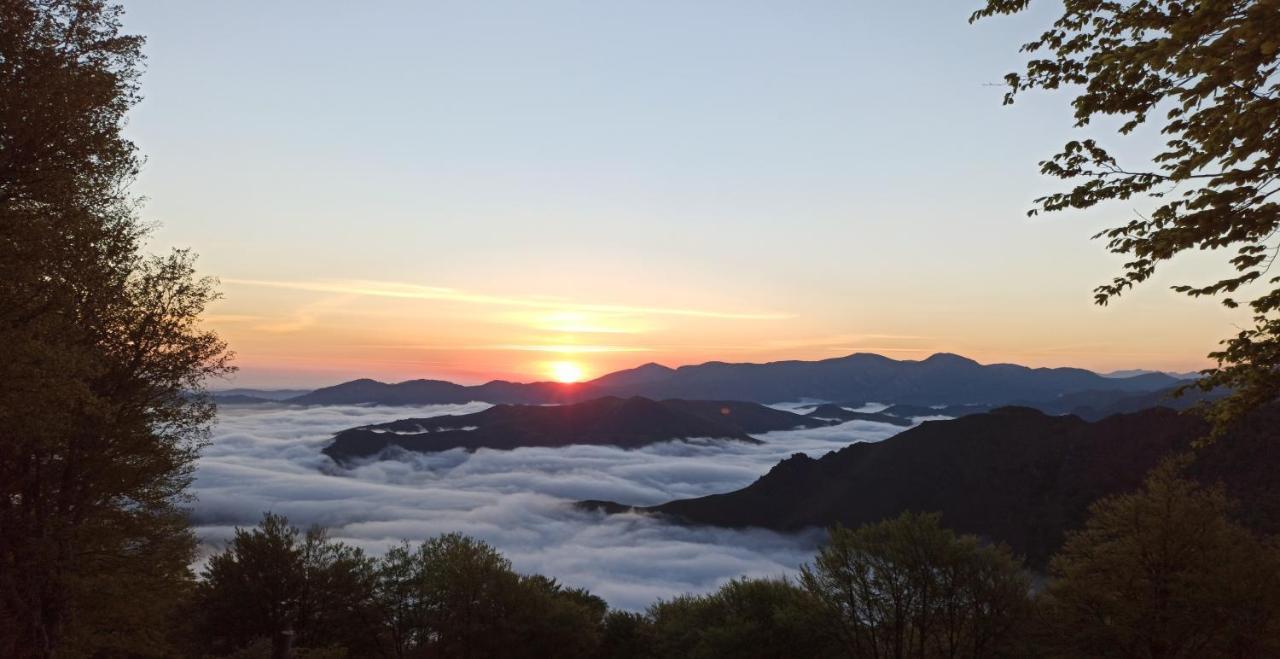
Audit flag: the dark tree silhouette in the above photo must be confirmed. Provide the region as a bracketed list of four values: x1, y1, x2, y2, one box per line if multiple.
[1043, 459, 1280, 656]
[646, 577, 837, 659]
[374, 533, 606, 659]
[195, 513, 380, 657]
[800, 512, 1032, 658]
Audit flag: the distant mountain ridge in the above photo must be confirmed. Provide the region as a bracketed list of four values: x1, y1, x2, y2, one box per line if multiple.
[209, 388, 314, 405]
[322, 397, 835, 463]
[1102, 369, 1201, 380]
[290, 378, 577, 406]
[288, 352, 1182, 407]
[212, 387, 313, 400]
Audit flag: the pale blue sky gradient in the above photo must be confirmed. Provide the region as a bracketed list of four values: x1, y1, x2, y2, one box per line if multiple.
[119, 1, 1248, 386]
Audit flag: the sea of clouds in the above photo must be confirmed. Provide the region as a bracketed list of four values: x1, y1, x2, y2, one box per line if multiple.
[192, 402, 908, 610]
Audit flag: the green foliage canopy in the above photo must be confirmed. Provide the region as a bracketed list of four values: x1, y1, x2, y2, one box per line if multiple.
[195, 513, 381, 656]
[1044, 459, 1280, 656]
[800, 512, 1032, 658]
[198, 518, 608, 658]
[0, 1, 232, 656]
[645, 578, 836, 659]
[972, 0, 1280, 427]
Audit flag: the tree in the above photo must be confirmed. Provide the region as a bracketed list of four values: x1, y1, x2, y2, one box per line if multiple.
[374, 533, 519, 658]
[54, 507, 197, 658]
[1043, 459, 1280, 657]
[971, 1, 1280, 428]
[373, 533, 606, 659]
[598, 610, 656, 659]
[194, 513, 380, 657]
[0, 2, 232, 655]
[511, 575, 608, 659]
[647, 577, 838, 659]
[800, 512, 1032, 658]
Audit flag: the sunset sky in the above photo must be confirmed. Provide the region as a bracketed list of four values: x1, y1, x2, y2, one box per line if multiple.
[120, 1, 1252, 387]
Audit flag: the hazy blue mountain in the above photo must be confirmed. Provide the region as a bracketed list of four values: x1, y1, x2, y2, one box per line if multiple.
[287, 352, 1181, 407]
[211, 388, 312, 401]
[1102, 369, 1201, 379]
[210, 393, 276, 405]
[1024, 386, 1222, 420]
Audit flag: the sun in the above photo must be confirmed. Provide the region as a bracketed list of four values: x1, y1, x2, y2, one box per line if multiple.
[549, 361, 585, 383]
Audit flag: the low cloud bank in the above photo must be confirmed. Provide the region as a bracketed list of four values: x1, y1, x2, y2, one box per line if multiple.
[194, 402, 905, 610]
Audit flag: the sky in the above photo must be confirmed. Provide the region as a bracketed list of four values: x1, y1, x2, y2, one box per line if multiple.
[119, 1, 1253, 387]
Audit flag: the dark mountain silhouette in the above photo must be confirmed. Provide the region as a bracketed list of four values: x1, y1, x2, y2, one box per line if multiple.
[591, 352, 1179, 404]
[803, 404, 912, 427]
[587, 362, 678, 389]
[583, 405, 1280, 568]
[287, 352, 1180, 406]
[322, 397, 835, 463]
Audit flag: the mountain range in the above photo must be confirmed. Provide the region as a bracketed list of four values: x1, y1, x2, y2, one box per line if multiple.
[286, 352, 1182, 407]
[582, 404, 1280, 567]
[322, 397, 835, 463]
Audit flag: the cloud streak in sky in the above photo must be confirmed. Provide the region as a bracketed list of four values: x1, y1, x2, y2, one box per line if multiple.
[194, 402, 907, 610]
[222, 278, 792, 321]
[488, 344, 654, 353]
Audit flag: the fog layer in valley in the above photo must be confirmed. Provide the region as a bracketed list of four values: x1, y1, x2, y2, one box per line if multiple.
[194, 402, 906, 610]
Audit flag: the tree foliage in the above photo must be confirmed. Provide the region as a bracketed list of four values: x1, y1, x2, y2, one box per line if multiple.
[187, 509, 1280, 658]
[646, 577, 837, 659]
[197, 518, 609, 658]
[373, 533, 605, 659]
[972, 0, 1280, 427]
[1043, 458, 1280, 657]
[194, 513, 380, 656]
[800, 512, 1032, 658]
[598, 610, 657, 659]
[0, 1, 232, 656]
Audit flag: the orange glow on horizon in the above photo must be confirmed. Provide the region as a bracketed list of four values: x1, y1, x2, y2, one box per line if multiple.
[204, 275, 1231, 388]
[549, 361, 586, 383]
